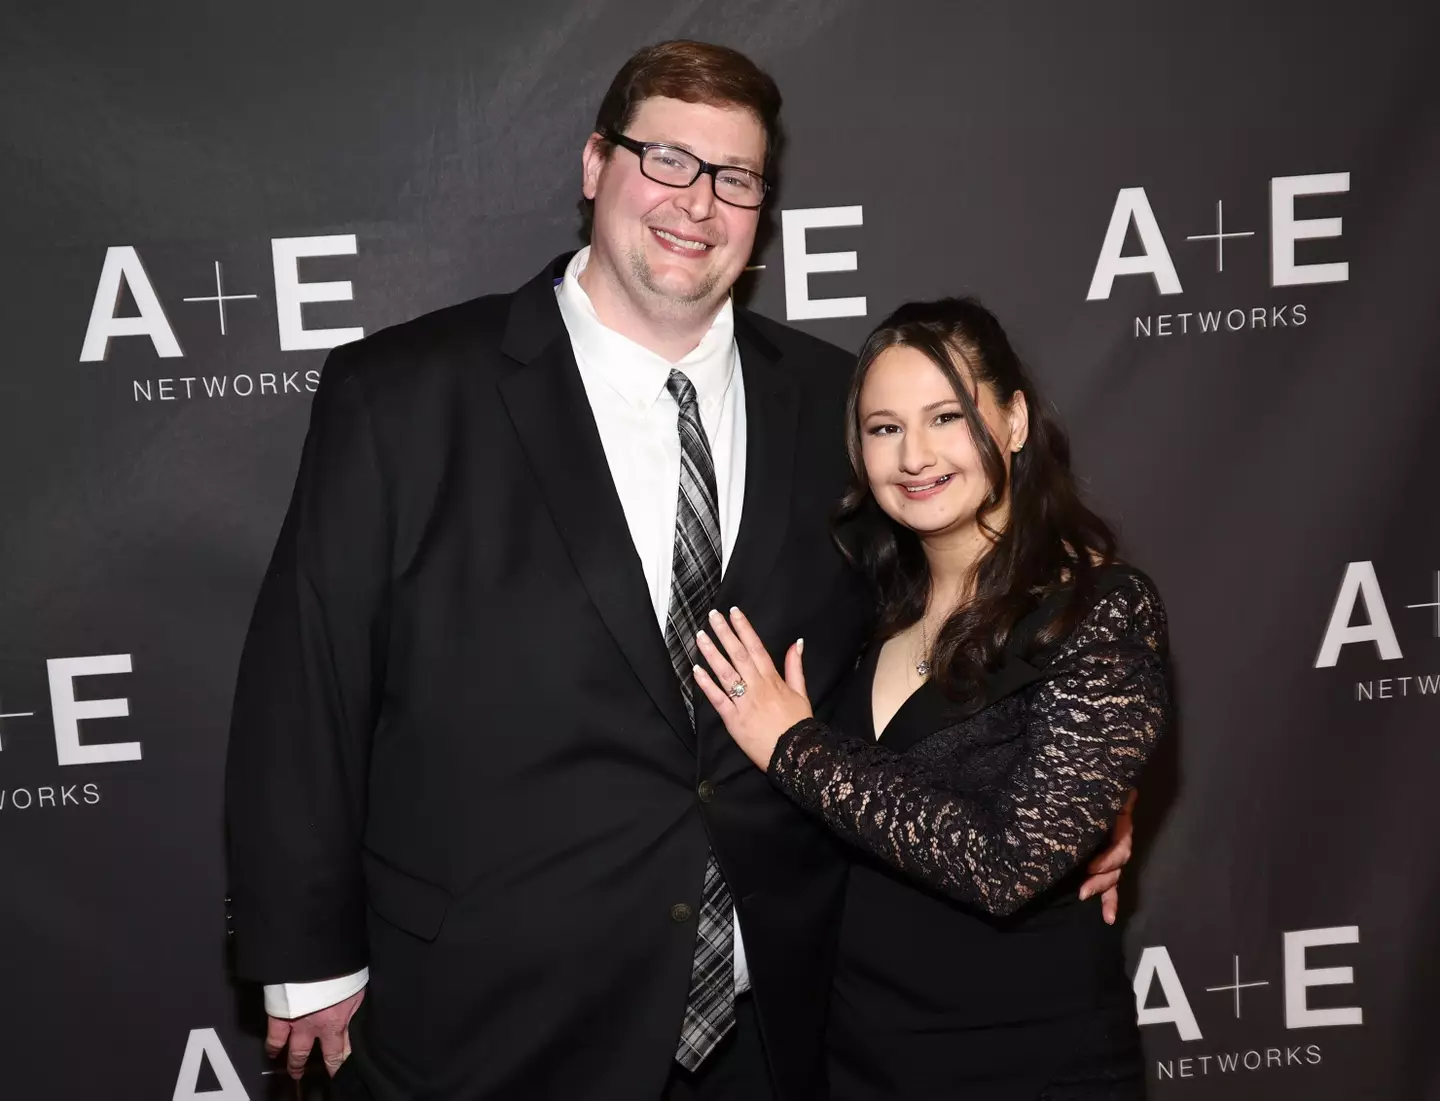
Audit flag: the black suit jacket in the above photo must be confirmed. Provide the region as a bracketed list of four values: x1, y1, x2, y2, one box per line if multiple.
[225, 254, 872, 1100]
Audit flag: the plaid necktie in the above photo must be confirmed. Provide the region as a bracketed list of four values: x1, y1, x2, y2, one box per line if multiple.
[662, 370, 736, 1070]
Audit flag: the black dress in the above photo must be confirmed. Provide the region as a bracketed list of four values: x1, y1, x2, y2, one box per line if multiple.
[768, 567, 1171, 1100]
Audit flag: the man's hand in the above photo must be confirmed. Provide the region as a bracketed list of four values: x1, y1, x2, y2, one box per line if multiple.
[266, 988, 365, 1079]
[1079, 790, 1138, 924]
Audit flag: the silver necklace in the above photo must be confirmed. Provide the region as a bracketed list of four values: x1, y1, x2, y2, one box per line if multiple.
[916, 616, 932, 678]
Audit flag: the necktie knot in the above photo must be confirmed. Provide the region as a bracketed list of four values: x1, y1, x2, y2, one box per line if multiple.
[666, 369, 699, 412]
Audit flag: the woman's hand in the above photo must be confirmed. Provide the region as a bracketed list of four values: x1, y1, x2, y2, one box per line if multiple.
[693, 607, 811, 771]
[1079, 789, 1138, 924]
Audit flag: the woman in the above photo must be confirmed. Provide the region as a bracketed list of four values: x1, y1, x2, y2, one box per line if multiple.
[693, 297, 1170, 1099]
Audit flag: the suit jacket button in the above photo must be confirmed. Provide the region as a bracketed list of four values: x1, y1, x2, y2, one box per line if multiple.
[697, 780, 715, 803]
[671, 902, 694, 923]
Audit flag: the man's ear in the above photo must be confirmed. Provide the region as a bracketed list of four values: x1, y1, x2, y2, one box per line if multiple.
[581, 133, 607, 201]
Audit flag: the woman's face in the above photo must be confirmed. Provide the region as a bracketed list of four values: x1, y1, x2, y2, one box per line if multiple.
[858, 344, 1028, 539]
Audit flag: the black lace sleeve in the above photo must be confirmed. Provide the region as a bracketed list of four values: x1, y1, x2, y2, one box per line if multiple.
[767, 573, 1171, 915]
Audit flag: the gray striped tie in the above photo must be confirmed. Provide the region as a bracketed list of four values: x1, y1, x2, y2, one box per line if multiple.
[663, 370, 736, 1070]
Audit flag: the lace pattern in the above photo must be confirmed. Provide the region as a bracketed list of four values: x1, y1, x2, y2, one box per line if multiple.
[769, 572, 1171, 915]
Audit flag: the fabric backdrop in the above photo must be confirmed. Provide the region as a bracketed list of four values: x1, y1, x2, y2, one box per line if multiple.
[1, 1, 1436, 1097]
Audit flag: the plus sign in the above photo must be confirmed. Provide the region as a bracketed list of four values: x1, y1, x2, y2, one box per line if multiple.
[1205, 955, 1270, 1018]
[1406, 571, 1440, 635]
[183, 260, 259, 336]
[1186, 200, 1256, 273]
[0, 696, 37, 753]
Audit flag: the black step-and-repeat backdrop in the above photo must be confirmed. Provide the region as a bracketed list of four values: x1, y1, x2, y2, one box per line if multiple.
[2, 2, 1437, 1097]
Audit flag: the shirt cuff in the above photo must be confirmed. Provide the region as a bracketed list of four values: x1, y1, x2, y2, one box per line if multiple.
[263, 968, 370, 1019]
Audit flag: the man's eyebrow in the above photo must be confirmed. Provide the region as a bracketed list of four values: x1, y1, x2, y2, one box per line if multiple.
[720, 153, 763, 172]
[651, 137, 762, 172]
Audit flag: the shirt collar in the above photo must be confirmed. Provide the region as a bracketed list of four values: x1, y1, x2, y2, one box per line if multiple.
[555, 246, 737, 413]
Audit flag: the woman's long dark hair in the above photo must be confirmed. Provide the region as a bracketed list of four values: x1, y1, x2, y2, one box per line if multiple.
[834, 297, 1117, 702]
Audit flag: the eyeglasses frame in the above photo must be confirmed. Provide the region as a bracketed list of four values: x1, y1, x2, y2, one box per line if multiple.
[600, 130, 771, 210]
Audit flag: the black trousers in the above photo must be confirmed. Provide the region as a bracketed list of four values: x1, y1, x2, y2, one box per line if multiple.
[329, 994, 775, 1100]
[662, 996, 775, 1101]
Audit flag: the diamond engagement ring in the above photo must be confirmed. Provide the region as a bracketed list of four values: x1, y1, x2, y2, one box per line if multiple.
[728, 680, 747, 699]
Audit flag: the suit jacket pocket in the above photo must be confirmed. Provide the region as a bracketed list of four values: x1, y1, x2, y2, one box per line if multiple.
[361, 847, 451, 942]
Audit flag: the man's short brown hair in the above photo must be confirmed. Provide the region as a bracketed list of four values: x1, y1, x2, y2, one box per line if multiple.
[593, 40, 783, 170]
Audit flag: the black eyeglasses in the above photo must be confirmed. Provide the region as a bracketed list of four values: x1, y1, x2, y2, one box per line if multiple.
[602, 131, 770, 210]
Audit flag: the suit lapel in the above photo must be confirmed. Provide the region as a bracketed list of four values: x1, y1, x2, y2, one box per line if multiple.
[497, 257, 693, 749]
[717, 312, 797, 613]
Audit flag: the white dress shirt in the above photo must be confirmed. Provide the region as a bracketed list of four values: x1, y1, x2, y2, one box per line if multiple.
[265, 247, 751, 1019]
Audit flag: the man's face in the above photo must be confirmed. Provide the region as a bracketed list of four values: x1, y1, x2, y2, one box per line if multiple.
[582, 96, 765, 318]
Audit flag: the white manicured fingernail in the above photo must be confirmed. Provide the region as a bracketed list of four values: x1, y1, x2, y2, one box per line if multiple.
[697, 630, 708, 645]
[708, 609, 721, 621]
[796, 638, 804, 654]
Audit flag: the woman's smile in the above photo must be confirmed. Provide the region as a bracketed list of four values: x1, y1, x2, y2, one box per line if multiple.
[897, 473, 955, 499]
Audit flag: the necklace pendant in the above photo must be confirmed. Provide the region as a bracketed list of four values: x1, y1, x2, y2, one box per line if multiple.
[915, 658, 931, 677]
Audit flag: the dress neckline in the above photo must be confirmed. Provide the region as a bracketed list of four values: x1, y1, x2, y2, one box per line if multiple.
[850, 565, 1146, 753]
[864, 642, 942, 743]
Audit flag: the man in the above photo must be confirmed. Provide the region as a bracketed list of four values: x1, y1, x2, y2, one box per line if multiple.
[226, 40, 1129, 1100]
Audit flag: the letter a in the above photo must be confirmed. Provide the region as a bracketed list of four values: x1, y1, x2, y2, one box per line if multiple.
[1132, 946, 1202, 1041]
[172, 1027, 250, 1100]
[1314, 561, 1402, 668]
[1086, 188, 1183, 300]
[80, 246, 183, 361]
